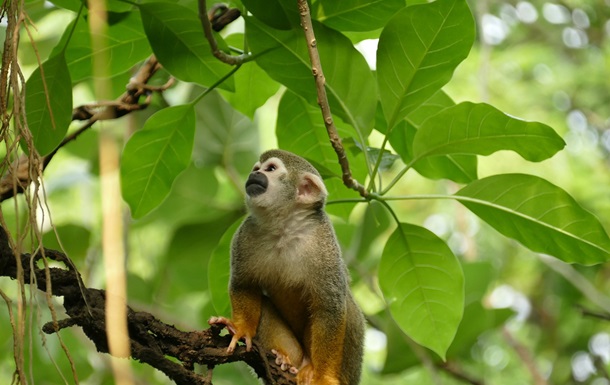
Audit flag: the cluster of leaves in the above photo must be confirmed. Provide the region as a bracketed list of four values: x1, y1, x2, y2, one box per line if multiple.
[13, 0, 610, 382]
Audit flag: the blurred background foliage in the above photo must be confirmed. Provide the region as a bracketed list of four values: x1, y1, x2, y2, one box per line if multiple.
[1, 0, 609, 384]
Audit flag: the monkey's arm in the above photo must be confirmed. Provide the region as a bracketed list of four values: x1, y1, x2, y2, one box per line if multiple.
[228, 285, 262, 352]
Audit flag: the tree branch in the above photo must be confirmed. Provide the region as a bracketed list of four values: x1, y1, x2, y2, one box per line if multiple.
[0, 54, 166, 203]
[197, 0, 251, 65]
[296, 0, 368, 198]
[0, 226, 297, 385]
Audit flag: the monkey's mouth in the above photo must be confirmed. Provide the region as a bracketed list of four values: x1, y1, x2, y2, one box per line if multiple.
[245, 174, 268, 197]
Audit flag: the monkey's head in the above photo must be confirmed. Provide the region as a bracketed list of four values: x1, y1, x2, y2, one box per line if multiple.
[245, 150, 328, 214]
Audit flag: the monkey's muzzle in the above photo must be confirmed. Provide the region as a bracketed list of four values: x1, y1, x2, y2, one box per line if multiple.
[245, 172, 268, 197]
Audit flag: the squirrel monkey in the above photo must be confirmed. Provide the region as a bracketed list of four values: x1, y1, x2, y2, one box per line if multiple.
[209, 150, 365, 385]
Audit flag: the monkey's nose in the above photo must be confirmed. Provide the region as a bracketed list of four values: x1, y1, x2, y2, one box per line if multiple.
[245, 172, 268, 197]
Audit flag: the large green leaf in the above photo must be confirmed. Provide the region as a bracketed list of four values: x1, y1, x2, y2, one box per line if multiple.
[246, 16, 376, 138]
[413, 102, 566, 162]
[377, 0, 474, 129]
[193, 91, 259, 175]
[315, 0, 406, 31]
[386, 91, 478, 183]
[456, 174, 610, 265]
[121, 104, 196, 219]
[54, 13, 150, 82]
[379, 223, 464, 359]
[25, 53, 73, 156]
[221, 60, 280, 119]
[139, 2, 234, 90]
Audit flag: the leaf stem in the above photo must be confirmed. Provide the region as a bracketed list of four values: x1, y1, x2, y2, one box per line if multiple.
[60, 3, 85, 55]
[190, 65, 242, 106]
[380, 159, 416, 195]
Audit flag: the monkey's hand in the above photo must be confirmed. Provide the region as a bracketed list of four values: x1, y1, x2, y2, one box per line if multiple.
[208, 316, 253, 353]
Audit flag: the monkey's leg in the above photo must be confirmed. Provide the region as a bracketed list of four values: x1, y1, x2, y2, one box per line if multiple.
[257, 297, 305, 373]
[298, 306, 347, 385]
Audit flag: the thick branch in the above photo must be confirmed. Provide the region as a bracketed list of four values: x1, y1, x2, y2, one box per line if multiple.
[0, 226, 297, 385]
[296, 0, 368, 198]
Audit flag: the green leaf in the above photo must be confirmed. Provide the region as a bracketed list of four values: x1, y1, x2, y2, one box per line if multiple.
[246, 16, 376, 138]
[209, 218, 244, 316]
[221, 60, 280, 119]
[121, 105, 196, 219]
[139, 2, 234, 90]
[456, 174, 610, 265]
[25, 53, 73, 156]
[316, 0, 406, 31]
[56, 13, 150, 82]
[379, 223, 464, 359]
[377, 0, 475, 129]
[413, 102, 566, 163]
[241, 0, 297, 29]
[140, 164, 221, 227]
[276, 91, 366, 182]
[193, 91, 258, 175]
[158, 214, 239, 301]
[385, 92, 478, 183]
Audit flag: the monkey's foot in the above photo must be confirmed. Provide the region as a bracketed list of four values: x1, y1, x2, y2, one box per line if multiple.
[208, 316, 237, 335]
[208, 316, 253, 352]
[272, 349, 299, 374]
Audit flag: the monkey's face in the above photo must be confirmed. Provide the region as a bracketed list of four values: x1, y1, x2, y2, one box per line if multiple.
[245, 154, 327, 212]
[245, 157, 291, 209]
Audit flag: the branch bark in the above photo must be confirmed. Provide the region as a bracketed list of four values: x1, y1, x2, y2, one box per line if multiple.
[296, 0, 368, 198]
[0, 226, 297, 385]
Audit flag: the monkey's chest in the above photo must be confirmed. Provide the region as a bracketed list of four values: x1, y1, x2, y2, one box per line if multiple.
[251, 233, 313, 287]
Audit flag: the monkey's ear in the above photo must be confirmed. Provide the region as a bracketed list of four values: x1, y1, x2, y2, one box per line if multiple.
[297, 172, 328, 205]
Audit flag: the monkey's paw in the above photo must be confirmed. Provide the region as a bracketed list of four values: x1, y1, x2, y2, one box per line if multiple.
[208, 316, 253, 353]
[208, 316, 237, 335]
[271, 349, 299, 374]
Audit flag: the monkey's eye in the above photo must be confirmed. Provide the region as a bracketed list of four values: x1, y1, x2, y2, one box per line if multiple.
[265, 164, 276, 172]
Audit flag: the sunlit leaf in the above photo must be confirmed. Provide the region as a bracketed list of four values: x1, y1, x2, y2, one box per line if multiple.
[139, 2, 234, 90]
[379, 223, 464, 359]
[413, 102, 565, 163]
[25, 53, 73, 156]
[246, 16, 376, 138]
[456, 174, 610, 265]
[221, 61, 280, 119]
[121, 105, 196, 219]
[377, 0, 474, 128]
[385, 92, 478, 183]
[55, 13, 150, 82]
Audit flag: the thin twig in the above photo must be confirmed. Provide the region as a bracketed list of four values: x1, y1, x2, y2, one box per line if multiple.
[197, 0, 251, 65]
[296, 0, 368, 198]
[502, 327, 548, 385]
